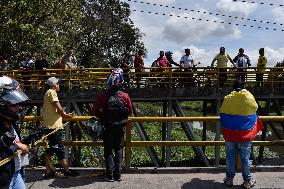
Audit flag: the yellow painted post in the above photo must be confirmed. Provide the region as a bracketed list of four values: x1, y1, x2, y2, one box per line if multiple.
[125, 120, 132, 170]
[68, 69, 72, 92]
[217, 67, 219, 88]
[169, 67, 173, 88]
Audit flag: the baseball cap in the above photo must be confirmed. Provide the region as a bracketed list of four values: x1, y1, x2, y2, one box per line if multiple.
[46, 77, 59, 86]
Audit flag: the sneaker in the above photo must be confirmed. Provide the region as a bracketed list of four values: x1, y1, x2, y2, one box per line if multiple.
[43, 171, 56, 179]
[223, 177, 233, 187]
[104, 174, 114, 182]
[114, 174, 122, 181]
[242, 180, 256, 189]
[64, 170, 80, 177]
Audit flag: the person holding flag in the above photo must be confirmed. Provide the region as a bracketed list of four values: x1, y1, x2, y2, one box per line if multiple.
[220, 80, 263, 189]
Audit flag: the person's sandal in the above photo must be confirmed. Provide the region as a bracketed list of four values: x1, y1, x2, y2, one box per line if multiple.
[43, 171, 56, 179]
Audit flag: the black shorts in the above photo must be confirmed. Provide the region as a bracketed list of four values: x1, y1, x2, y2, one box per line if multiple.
[45, 130, 65, 160]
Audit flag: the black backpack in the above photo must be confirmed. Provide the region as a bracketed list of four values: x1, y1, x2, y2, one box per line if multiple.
[104, 91, 130, 124]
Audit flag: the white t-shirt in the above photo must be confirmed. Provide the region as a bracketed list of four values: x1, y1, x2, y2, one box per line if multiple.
[13, 129, 29, 171]
[180, 55, 194, 68]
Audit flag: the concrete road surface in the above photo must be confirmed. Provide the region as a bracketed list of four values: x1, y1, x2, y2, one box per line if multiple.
[22, 168, 284, 189]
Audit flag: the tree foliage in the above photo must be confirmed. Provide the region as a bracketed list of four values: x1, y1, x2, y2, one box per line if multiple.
[0, 0, 145, 67]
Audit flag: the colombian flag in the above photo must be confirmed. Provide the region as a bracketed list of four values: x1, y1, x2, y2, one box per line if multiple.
[220, 89, 263, 142]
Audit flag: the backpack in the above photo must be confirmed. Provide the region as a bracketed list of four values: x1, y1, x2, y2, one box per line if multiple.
[104, 92, 130, 124]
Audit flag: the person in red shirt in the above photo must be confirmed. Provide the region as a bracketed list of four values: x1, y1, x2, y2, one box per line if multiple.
[134, 49, 145, 87]
[153, 51, 170, 72]
[92, 70, 133, 182]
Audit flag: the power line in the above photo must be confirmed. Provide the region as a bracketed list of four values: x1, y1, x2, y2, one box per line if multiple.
[131, 9, 284, 32]
[126, 0, 283, 27]
[232, 0, 283, 7]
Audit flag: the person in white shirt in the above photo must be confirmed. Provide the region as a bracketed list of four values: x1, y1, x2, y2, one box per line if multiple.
[180, 48, 195, 68]
[233, 48, 251, 83]
[180, 48, 196, 86]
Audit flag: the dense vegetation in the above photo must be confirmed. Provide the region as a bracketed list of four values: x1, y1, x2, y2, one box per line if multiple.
[0, 0, 146, 67]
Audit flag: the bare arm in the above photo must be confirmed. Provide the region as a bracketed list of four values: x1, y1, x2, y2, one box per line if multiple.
[211, 58, 216, 67]
[53, 101, 73, 118]
[228, 56, 236, 67]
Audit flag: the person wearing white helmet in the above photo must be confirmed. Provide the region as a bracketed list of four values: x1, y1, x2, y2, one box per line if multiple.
[0, 76, 29, 189]
[93, 70, 133, 182]
[42, 77, 79, 178]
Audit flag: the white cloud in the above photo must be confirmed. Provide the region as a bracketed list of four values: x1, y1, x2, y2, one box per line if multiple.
[171, 46, 217, 67]
[162, 11, 241, 44]
[272, 7, 284, 24]
[216, 0, 257, 17]
[171, 47, 284, 68]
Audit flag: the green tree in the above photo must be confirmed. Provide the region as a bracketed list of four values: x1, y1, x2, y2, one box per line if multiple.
[0, 0, 83, 65]
[79, 0, 146, 67]
[0, 0, 145, 68]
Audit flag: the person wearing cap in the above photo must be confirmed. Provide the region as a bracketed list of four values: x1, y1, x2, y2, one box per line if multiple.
[42, 77, 79, 178]
[233, 48, 251, 83]
[153, 51, 170, 72]
[0, 76, 29, 188]
[92, 70, 133, 182]
[256, 48, 267, 87]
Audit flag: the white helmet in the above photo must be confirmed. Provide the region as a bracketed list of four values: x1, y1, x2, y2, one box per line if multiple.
[0, 76, 29, 105]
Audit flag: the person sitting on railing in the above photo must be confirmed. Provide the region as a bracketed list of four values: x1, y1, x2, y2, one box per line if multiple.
[0, 55, 9, 71]
[180, 48, 196, 86]
[42, 77, 79, 179]
[211, 47, 235, 87]
[256, 48, 267, 87]
[19, 52, 34, 71]
[92, 71, 133, 182]
[34, 51, 49, 75]
[220, 80, 263, 189]
[55, 47, 65, 74]
[62, 45, 77, 69]
[233, 48, 251, 83]
[19, 52, 34, 90]
[134, 49, 145, 87]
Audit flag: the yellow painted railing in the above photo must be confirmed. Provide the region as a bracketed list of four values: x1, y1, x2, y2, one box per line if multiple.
[22, 116, 284, 169]
[1, 67, 284, 90]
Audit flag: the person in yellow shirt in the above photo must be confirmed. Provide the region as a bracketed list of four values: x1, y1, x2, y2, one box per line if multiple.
[42, 77, 79, 178]
[256, 48, 267, 87]
[211, 47, 235, 86]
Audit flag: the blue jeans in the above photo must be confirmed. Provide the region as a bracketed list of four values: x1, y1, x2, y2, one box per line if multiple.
[9, 170, 26, 189]
[225, 141, 252, 181]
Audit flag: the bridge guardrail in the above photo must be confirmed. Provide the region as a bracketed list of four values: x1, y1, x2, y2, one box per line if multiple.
[22, 116, 284, 169]
[1, 67, 284, 90]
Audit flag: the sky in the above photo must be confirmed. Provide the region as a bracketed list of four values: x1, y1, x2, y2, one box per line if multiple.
[123, 0, 284, 67]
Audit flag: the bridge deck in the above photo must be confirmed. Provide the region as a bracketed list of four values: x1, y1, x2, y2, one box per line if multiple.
[25, 168, 284, 189]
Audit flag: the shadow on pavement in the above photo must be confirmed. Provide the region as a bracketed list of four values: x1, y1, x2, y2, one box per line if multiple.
[181, 178, 242, 189]
[26, 171, 106, 188]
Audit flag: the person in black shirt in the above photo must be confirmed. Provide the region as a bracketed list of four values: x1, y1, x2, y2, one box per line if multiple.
[34, 51, 49, 75]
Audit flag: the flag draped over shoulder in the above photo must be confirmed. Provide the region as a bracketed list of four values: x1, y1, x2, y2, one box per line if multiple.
[220, 89, 263, 142]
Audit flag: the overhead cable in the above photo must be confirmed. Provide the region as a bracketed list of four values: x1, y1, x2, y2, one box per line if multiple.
[232, 0, 283, 7]
[131, 9, 284, 32]
[127, 0, 283, 27]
